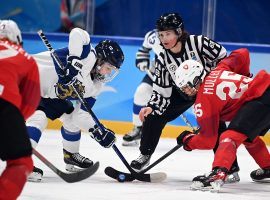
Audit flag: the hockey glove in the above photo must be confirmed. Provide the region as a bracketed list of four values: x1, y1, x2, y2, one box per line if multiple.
[176, 130, 195, 151]
[135, 47, 150, 71]
[58, 55, 83, 84]
[89, 125, 116, 148]
[55, 78, 85, 100]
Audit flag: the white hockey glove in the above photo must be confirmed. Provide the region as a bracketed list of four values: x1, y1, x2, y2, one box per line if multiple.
[135, 47, 150, 71]
[89, 125, 116, 148]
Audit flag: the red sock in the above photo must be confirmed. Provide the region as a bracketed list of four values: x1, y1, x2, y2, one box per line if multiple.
[0, 156, 33, 200]
[244, 136, 270, 169]
[213, 130, 247, 170]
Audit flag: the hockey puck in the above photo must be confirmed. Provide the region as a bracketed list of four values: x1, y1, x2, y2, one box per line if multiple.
[117, 173, 126, 182]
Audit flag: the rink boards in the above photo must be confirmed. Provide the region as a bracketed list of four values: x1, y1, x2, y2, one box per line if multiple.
[22, 32, 270, 145]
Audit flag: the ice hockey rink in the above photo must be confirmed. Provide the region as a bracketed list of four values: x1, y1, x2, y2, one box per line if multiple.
[3, 129, 267, 200]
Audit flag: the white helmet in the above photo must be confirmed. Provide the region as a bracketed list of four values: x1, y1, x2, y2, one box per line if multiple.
[0, 20, 22, 45]
[175, 60, 206, 89]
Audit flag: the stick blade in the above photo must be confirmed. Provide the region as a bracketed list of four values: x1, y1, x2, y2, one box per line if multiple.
[104, 167, 166, 183]
[61, 162, 100, 183]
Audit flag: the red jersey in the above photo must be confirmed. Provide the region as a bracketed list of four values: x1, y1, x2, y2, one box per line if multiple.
[0, 40, 40, 119]
[187, 48, 270, 150]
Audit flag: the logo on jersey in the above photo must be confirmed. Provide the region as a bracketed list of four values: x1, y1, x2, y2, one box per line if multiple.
[209, 41, 215, 49]
[168, 64, 177, 72]
[190, 51, 196, 60]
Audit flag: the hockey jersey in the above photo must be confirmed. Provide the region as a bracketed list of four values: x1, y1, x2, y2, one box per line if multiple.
[33, 28, 104, 100]
[186, 48, 270, 150]
[0, 40, 40, 119]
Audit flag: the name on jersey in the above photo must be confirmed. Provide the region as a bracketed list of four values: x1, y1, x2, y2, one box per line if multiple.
[203, 70, 221, 94]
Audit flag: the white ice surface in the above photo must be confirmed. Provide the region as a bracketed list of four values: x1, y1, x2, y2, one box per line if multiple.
[1, 130, 269, 200]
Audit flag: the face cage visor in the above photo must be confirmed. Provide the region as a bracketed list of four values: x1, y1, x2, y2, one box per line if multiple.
[94, 61, 120, 83]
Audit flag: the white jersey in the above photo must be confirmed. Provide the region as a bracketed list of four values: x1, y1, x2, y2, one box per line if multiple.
[33, 28, 104, 99]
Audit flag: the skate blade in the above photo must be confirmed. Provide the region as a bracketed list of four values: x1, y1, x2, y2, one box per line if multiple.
[252, 178, 270, 183]
[122, 140, 139, 146]
[28, 172, 42, 182]
[190, 181, 221, 193]
[131, 161, 150, 173]
[65, 164, 85, 172]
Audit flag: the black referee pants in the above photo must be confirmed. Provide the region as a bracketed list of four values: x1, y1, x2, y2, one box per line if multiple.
[140, 88, 194, 155]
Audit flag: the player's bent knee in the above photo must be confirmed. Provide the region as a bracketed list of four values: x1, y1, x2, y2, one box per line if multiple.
[26, 110, 48, 131]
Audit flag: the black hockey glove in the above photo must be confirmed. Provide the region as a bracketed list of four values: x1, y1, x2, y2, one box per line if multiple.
[176, 130, 196, 151]
[55, 79, 85, 100]
[89, 125, 116, 148]
[135, 47, 150, 71]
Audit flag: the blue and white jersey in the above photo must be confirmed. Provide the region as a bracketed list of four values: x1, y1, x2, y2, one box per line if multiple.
[33, 28, 104, 100]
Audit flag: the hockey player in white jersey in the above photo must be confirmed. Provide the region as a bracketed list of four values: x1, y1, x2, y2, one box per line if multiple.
[122, 30, 162, 146]
[27, 27, 124, 182]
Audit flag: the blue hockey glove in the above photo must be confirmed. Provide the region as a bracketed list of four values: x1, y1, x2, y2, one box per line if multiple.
[176, 130, 195, 151]
[58, 55, 83, 84]
[135, 47, 150, 71]
[55, 78, 85, 100]
[89, 125, 116, 148]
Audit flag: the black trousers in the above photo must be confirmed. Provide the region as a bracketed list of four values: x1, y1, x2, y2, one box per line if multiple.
[140, 88, 194, 155]
[0, 98, 32, 161]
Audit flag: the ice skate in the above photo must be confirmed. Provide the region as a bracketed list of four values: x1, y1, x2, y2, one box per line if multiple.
[28, 166, 43, 182]
[122, 126, 142, 146]
[130, 153, 151, 171]
[250, 168, 270, 183]
[226, 165, 240, 183]
[190, 167, 228, 192]
[63, 149, 93, 172]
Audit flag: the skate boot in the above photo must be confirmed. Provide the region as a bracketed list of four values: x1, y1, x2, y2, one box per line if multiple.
[122, 126, 142, 146]
[250, 168, 270, 183]
[192, 165, 240, 186]
[28, 166, 43, 182]
[190, 167, 228, 192]
[130, 153, 151, 171]
[226, 165, 240, 183]
[63, 149, 93, 172]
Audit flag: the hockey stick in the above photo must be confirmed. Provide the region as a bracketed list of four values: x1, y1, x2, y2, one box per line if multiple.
[105, 121, 200, 182]
[32, 149, 99, 183]
[37, 30, 166, 183]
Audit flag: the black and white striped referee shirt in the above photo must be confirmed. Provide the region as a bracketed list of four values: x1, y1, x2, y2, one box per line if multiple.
[142, 30, 227, 115]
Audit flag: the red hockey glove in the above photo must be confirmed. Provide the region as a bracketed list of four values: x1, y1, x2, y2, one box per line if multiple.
[176, 130, 195, 151]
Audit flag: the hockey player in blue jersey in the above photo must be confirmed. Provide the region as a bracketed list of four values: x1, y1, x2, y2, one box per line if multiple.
[26, 27, 124, 182]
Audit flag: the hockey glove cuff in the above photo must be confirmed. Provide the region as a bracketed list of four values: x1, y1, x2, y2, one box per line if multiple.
[176, 130, 195, 151]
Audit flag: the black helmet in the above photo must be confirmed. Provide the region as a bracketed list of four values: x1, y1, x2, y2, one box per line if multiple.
[95, 39, 124, 69]
[156, 13, 184, 32]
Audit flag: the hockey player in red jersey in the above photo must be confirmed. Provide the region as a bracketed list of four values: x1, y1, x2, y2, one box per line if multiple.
[0, 20, 40, 199]
[175, 48, 270, 191]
